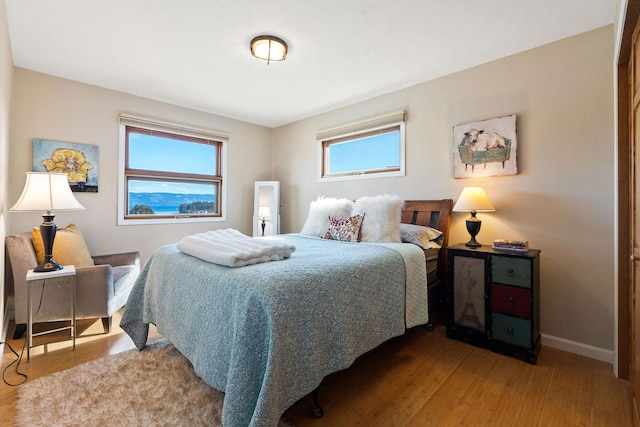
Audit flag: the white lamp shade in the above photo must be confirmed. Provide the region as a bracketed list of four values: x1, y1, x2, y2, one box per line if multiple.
[10, 172, 85, 212]
[453, 187, 495, 212]
[258, 206, 272, 219]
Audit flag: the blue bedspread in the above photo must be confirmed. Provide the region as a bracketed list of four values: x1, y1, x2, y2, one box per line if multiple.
[121, 234, 425, 427]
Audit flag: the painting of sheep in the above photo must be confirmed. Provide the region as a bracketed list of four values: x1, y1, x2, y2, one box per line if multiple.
[453, 114, 517, 178]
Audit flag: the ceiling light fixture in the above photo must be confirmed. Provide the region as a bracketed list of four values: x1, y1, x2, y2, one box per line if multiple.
[250, 35, 288, 64]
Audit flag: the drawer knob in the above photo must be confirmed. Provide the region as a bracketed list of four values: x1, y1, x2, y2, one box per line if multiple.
[507, 327, 515, 336]
[507, 268, 515, 277]
[507, 296, 516, 306]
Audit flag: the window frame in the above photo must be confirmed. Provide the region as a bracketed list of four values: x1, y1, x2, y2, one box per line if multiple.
[317, 111, 406, 182]
[118, 114, 228, 225]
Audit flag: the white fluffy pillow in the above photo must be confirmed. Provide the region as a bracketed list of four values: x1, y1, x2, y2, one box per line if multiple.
[300, 197, 355, 237]
[353, 194, 404, 242]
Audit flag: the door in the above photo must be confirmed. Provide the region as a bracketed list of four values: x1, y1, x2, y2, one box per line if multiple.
[620, 1, 640, 424]
[631, 9, 640, 424]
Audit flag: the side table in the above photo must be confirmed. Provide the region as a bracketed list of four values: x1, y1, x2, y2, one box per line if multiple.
[446, 244, 541, 364]
[26, 265, 76, 362]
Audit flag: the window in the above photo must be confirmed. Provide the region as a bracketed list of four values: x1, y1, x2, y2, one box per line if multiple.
[118, 115, 227, 225]
[317, 111, 406, 181]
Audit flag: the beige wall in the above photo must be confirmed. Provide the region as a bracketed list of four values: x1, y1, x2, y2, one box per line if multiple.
[9, 69, 273, 265]
[0, 0, 13, 337]
[272, 26, 615, 357]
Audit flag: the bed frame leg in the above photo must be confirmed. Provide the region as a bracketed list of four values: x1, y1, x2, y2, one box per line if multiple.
[312, 387, 324, 418]
[426, 322, 434, 331]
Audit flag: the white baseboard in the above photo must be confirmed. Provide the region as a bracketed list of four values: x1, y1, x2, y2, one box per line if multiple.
[542, 333, 613, 364]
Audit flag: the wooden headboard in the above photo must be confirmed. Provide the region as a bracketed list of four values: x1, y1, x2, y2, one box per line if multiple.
[401, 199, 454, 284]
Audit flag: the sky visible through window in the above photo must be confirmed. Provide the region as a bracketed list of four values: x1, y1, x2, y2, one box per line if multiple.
[329, 132, 399, 174]
[129, 133, 216, 195]
[128, 133, 216, 214]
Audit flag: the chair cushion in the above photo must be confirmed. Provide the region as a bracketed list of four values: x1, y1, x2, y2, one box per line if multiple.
[112, 265, 138, 295]
[32, 223, 95, 267]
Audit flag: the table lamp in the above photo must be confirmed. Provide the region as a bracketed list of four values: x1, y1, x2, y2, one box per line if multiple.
[258, 206, 271, 237]
[453, 187, 495, 248]
[10, 172, 85, 272]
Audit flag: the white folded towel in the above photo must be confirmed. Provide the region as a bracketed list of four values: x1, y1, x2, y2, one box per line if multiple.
[176, 228, 296, 267]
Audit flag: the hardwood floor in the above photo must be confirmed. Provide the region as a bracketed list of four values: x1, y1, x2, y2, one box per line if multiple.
[283, 328, 633, 426]
[1, 312, 633, 426]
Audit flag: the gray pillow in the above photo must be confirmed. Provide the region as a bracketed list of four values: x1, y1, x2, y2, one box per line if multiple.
[399, 223, 444, 249]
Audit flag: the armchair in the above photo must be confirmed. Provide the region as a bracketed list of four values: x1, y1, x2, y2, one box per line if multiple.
[6, 232, 140, 339]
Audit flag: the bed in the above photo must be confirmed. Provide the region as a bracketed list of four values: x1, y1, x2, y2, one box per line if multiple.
[121, 198, 452, 427]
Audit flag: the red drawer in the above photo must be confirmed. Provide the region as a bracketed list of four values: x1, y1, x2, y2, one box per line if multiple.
[492, 284, 532, 318]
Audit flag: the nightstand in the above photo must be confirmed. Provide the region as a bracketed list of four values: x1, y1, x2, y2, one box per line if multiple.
[446, 244, 541, 364]
[26, 265, 76, 362]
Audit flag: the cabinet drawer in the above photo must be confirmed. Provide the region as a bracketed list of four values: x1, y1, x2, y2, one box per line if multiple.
[491, 313, 532, 348]
[492, 284, 532, 318]
[491, 256, 531, 288]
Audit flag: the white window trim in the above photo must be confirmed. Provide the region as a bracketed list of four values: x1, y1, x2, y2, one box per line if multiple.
[117, 114, 228, 225]
[317, 111, 406, 182]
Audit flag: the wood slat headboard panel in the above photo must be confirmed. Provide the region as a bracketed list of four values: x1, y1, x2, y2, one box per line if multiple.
[401, 199, 454, 284]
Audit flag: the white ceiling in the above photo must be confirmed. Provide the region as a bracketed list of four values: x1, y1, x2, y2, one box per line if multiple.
[5, 0, 616, 128]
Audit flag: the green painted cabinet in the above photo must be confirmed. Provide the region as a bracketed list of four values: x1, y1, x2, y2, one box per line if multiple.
[446, 244, 541, 364]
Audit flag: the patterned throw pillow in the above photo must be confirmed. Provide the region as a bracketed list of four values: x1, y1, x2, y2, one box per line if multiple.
[322, 214, 364, 242]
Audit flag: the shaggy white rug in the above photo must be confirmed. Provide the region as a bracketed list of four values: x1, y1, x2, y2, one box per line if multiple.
[15, 340, 291, 426]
